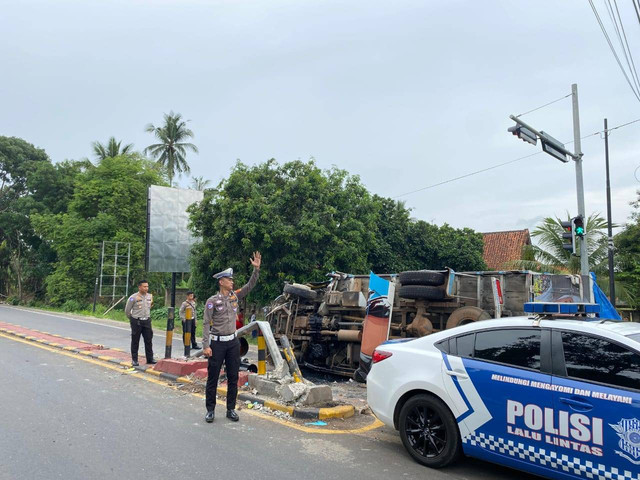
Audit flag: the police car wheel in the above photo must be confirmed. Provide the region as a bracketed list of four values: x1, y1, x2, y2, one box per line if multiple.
[399, 394, 460, 468]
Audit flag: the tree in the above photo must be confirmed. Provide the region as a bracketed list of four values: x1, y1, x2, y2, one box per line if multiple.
[188, 159, 378, 304]
[191, 176, 211, 191]
[33, 154, 164, 305]
[144, 112, 198, 187]
[92, 137, 134, 161]
[513, 213, 634, 305]
[514, 214, 608, 274]
[366, 196, 486, 273]
[0, 137, 86, 299]
[615, 192, 640, 307]
[188, 159, 486, 305]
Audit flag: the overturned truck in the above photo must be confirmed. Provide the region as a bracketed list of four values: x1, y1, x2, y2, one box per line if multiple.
[266, 270, 593, 379]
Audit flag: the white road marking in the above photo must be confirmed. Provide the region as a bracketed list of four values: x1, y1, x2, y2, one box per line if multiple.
[0, 305, 130, 331]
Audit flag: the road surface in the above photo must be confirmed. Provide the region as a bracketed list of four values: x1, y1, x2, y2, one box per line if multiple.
[0, 306, 536, 480]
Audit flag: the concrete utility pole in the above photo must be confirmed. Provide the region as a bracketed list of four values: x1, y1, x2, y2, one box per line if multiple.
[571, 84, 589, 276]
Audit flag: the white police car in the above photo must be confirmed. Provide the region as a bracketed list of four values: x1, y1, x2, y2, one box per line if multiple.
[367, 306, 640, 480]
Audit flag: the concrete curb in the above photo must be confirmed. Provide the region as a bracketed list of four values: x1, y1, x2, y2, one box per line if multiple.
[0, 324, 355, 420]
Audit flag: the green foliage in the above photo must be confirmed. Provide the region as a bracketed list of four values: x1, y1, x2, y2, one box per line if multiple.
[0, 137, 88, 299]
[92, 137, 134, 161]
[367, 195, 486, 273]
[189, 159, 378, 304]
[33, 154, 165, 305]
[615, 192, 640, 307]
[514, 214, 608, 274]
[61, 299, 88, 312]
[513, 213, 635, 306]
[188, 159, 486, 305]
[145, 112, 198, 187]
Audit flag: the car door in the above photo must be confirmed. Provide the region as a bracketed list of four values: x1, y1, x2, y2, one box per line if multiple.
[551, 330, 640, 480]
[442, 327, 560, 478]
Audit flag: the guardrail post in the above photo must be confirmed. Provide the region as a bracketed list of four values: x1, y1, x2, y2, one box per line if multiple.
[257, 330, 266, 375]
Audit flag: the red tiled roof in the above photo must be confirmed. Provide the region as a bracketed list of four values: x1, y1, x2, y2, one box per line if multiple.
[482, 229, 531, 270]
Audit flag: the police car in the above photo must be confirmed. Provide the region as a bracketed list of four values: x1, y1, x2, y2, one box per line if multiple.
[366, 304, 640, 480]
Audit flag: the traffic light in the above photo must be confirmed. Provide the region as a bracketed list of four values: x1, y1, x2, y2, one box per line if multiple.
[573, 215, 585, 238]
[507, 124, 537, 146]
[561, 219, 576, 254]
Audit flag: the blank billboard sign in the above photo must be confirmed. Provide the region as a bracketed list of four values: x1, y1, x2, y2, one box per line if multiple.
[146, 185, 204, 273]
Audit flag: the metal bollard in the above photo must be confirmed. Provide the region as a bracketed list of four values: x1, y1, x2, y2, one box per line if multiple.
[257, 330, 266, 375]
[183, 305, 193, 357]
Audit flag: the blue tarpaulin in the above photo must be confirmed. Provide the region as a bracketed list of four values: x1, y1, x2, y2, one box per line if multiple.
[591, 272, 622, 320]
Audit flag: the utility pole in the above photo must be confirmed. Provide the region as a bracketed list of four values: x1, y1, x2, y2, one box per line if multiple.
[571, 84, 589, 276]
[508, 84, 589, 276]
[604, 118, 616, 304]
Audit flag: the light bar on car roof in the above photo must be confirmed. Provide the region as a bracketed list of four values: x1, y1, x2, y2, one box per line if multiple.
[523, 302, 601, 315]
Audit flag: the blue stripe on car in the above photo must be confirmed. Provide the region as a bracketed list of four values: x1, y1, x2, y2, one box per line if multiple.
[442, 352, 474, 422]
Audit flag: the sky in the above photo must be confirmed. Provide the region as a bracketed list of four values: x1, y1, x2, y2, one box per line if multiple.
[2, 0, 639, 235]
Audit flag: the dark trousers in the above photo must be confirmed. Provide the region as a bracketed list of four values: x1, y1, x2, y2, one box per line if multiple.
[130, 318, 154, 362]
[182, 320, 198, 347]
[205, 338, 240, 412]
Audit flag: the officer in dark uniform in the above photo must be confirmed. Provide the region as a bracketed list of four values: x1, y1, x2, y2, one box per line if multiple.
[203, 251, 261, 423]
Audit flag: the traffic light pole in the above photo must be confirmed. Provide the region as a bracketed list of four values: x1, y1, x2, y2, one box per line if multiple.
[571, 84, 589, 276]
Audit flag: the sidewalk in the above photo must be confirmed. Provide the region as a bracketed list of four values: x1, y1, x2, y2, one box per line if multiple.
[0, 320, 356, 421]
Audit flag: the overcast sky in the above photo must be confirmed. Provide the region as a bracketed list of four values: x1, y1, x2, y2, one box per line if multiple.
[2, 0, 639, 234]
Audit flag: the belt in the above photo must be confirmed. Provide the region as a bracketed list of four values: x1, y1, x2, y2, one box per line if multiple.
[211, 333, 236, 342]
[134, 317, 150, 321]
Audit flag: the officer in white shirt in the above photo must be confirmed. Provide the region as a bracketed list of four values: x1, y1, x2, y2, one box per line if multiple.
[124, 280, 156, 367]
[203, 252, 261, 423]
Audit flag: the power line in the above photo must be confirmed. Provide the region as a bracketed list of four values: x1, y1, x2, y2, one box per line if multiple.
[633, 0, 640, 25]
[608, 0, 640, 94]
[392, 117, 640, 199]
[515, 94, 572, 118]
[393, 151, 543, 199]
[589, 0, 640, 102]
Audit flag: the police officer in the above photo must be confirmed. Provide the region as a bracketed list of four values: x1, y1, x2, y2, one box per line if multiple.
[203, 251, 261, 423]
[124, 280, 156, 367]
[179, 291, 200, 350]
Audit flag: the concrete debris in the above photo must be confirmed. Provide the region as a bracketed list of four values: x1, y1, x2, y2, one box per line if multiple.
[277, 382, 308, 403]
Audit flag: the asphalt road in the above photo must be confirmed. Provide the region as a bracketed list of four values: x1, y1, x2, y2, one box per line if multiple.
[0, 306, 538, 480]
[0, 305, 187, 357]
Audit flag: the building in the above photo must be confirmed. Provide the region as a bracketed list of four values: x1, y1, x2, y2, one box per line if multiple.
[482, 229, 531, 270]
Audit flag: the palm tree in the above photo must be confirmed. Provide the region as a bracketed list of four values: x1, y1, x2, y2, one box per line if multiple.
[191, 176, 211, 191]
[513, 213, 607, 274]
[144, 112, 198, 187]
[92, 137, 134, 161]
[511, 213, 634, 304]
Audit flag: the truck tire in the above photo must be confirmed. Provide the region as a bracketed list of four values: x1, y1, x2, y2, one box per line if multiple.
[283, 283, 317, 301]
[398, 285, 444, 301]
[399, 270, 446, 286]
[445, 306, 491, 330]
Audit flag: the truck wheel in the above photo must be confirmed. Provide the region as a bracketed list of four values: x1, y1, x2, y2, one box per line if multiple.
[445, 306, 491, 330]
[399, 271, 445, 286]
[398, 285, 444, 301]
[283, 283, 317, 301]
